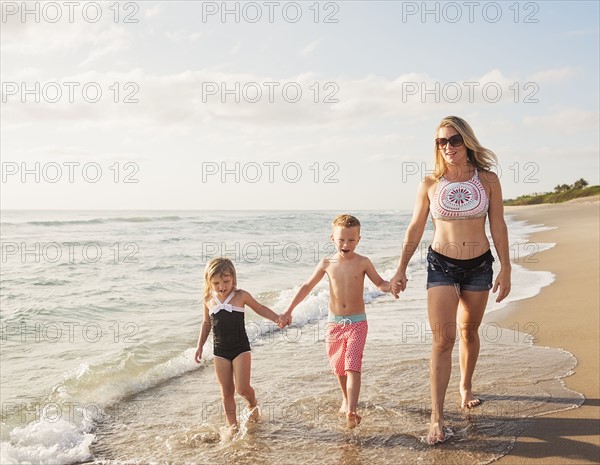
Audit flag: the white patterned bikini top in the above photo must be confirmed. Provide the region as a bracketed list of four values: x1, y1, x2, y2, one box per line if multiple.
[209, 291, 245, 316]
[430, 169, 489, 220]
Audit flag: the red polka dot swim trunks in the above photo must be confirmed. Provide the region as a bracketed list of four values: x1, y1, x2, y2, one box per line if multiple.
[326, 316, 368, 376]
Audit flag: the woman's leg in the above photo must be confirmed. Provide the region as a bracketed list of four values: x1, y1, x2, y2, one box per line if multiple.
[214, 357, 237, 427]
[457, 290, 489, 408]
[427, 285, 460, 444]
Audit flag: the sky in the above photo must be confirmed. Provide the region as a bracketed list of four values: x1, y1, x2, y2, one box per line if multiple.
[1, 0, 599, 211]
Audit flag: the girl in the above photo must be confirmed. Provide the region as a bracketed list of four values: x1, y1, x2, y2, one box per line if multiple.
[194, 258, 283, 433]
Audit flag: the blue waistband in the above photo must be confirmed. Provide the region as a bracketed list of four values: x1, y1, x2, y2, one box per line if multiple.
[328, 313, 367, 323]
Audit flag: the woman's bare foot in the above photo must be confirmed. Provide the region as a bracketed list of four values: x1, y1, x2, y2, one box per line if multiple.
[460, 387, 481, 409]
[347, 411, 362, 429]
[426, 421, 446, 445]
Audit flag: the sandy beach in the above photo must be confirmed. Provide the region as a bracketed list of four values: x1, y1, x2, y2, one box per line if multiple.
[490, 197, 600, 464]
[2, 206, 598, 464]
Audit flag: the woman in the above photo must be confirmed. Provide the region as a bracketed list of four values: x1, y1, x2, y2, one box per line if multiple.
[391, 116, 511, 445]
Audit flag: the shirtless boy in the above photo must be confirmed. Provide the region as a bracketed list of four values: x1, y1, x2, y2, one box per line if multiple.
[281, 214, 392, 428]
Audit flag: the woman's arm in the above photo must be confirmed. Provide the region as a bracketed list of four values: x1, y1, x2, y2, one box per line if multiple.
[391, 178, 432, 295]
[487, 172, 512, 302]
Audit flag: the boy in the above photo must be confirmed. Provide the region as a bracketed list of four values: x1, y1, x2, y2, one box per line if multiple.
[281, 214, 393, 428]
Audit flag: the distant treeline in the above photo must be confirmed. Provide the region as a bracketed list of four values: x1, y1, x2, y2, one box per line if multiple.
[504, 179, 600, 205]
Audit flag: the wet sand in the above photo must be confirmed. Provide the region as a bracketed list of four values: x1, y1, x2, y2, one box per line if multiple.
[491, 197, 600, 464]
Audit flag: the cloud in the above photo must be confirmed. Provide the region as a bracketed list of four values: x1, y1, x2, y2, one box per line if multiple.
[523, 108, 599, 133]
[1, 68, 594, 136]
[529, 67, 579, 83]
[145, 5, 161, 17]
[564, 28, 598, 37]
[366, 153, 399, 163]
[0, 10, 133, 56]
[79, 26, 132, 67]
[230, 41, 242, 55]
[165, 30, 202, 43]
[299, 38, 322, 57]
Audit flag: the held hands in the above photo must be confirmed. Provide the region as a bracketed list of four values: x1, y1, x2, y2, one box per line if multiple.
[379, 280, 398, 299]
[390, 271, 408, 299]
[276, 312, 292, 328]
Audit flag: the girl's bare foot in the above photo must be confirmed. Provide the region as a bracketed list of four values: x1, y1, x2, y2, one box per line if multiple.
[347, 411, 361, 429]
[246, 404, 260, 422]
[221, 423, 239, 441]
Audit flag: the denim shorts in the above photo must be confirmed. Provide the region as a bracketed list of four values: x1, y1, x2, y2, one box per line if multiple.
[426, 246, 494, 292]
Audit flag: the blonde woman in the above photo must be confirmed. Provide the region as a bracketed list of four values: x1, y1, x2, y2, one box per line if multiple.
[391, 116, 511, 444]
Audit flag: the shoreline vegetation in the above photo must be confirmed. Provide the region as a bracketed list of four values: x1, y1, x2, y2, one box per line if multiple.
[503, 179, 599, 206]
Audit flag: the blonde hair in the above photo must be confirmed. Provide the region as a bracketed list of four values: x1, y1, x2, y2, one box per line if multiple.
[332, 214, 361, 230]
[203, 258, 237, 303]
[433, 116, 497, 180]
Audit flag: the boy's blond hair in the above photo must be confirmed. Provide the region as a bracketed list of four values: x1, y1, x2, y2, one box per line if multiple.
[332, 214, 361, 230]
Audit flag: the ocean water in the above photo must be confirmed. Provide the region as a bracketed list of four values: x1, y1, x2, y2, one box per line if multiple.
[0, 210, 583, 464]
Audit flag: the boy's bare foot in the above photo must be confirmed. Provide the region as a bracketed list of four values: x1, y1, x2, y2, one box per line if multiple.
[338, 399, 348, 416]
[460, 387, 481, 409]
[347, 411, 361, 429]
[426, 421, 446, 445]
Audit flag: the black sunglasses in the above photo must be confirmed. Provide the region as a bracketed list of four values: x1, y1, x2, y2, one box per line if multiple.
[435, 134, 464, 149]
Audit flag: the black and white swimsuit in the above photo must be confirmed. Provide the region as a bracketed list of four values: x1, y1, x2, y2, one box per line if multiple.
[209, 291, 251, 361]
